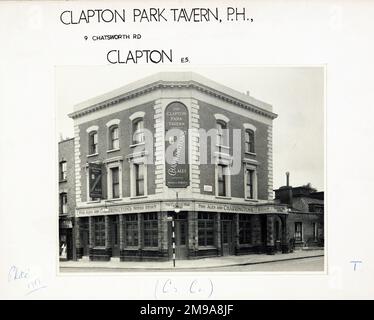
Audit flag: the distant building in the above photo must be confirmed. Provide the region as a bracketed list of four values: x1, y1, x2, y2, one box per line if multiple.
[274, 175, 324, 249]
[58, 138, 75, 260]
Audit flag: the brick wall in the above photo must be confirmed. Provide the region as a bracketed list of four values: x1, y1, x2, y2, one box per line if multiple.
[78, 101, 156, 201]
[287, 212, 324, 246]
[197, 101, 270, 200]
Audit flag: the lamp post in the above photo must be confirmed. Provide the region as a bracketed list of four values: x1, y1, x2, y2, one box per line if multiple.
[171, 192, 180, 268]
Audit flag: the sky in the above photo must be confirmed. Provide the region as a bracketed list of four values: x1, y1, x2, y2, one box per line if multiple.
[56, 65, 324, 191]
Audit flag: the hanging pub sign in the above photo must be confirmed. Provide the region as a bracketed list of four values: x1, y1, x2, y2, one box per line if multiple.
[165, 101, 189, 188]
[89, 162, 102, 198]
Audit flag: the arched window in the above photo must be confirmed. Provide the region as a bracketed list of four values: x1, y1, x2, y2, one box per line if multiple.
[109, 125, 119, 150]
[89, 131, 98, 154]
[216, 121, 227, 147]
[133, 118, 145, 144]
[245, 129, 255, 153]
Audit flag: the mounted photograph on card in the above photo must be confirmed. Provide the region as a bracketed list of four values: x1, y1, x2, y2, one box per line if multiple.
[57, 66, 325, 272]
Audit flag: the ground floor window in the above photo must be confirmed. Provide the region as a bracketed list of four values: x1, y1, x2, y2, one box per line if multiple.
[198, 212, 215, 246]
[94, 216, 105, 247]
[143, 213, 158, 247]
[239, 214, 252, 244]
[124, 214, 138, 247]
[295, 222, 302, 241]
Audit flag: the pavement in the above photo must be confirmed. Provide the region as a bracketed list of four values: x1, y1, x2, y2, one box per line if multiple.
[60, 249, 324, 271]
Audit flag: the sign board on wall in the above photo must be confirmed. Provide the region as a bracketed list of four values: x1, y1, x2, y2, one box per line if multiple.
[165, 101, 189, 188]
[89, 163, 102, 199]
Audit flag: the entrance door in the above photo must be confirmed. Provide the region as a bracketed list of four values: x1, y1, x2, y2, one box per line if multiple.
[79, 218, 89, 257]
[274, 219, 282, 252]
[111, 216, 120, 257]
[221, 219, 235, 256]
[175, 219, 188, 259]
[168, 212, 188, 260]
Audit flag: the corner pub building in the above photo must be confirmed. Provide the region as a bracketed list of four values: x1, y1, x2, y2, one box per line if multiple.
[67, 72, 290, 262]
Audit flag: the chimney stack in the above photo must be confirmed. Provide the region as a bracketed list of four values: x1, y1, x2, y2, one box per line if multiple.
[286, 172, 290, 186]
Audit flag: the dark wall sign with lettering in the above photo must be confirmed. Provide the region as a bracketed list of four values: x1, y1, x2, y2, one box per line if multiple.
[89, 163, 102, 198]
[165, 101, 189, 188]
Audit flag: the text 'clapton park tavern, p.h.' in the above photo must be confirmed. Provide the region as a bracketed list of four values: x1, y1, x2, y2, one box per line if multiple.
[58, 72, 324, 262]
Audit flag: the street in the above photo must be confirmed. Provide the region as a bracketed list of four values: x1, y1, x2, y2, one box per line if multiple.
[60, 256, 324, 272]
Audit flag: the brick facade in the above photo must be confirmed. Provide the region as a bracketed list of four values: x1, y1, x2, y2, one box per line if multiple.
[64, 72, 297, 262]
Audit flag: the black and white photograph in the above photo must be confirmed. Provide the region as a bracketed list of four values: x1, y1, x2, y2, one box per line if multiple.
[2, 0, 374, 301]
[57, 66, 325, 272]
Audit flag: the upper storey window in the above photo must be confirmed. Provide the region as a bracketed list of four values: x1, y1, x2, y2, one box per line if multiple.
[89, 131, 98, 154]
[133, 118, 145, 144]
[86, 125, 99, 155]
[106, 119, 121, 151]
[245, 129, 255, 153]
[214, 114, 230, 154]
[243, 123, 257, 154]
[109, 125, 119, 150]
[216, 121, 227, 147]
[59, 161, 67, 181]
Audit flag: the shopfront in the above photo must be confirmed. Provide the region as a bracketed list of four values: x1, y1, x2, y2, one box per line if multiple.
[74, 200, 288, 261]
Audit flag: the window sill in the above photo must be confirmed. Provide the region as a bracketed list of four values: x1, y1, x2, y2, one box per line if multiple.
[130, 142, 145, 148]
[245, 151, 257, 156]
[59, 179, 67, 183]
[59, 213, 68, 217]
[130, 195, 148, 200]
[93, 246, 106, 250]
[87, 153, 99, 158]
[216, 144, 230, 150]
[142, 247, 159, 251]
[123, 247, 140, 250]
[107, 148, 120, 153]
[244, 198, 258, 202]
[106, 198, 123, 202]
[215, 196, 232, 200]
[86, 199, 101, 204]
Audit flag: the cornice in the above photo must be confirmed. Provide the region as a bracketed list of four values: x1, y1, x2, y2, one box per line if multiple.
[68, 80, 278, 120]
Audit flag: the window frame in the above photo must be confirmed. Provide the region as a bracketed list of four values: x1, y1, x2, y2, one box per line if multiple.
[94, 216, 106, 247]
[239, 214, 252, 245]
[59, 192, 68, 215]
[294, 222, 303, 241]
[217, 164, 226, 197]
[135, 163, 145, 197]
[111, 167, 120, 199]
[245, 129, 255, 153]
[143, 212, 158, 248]
[106, 161, 123, 200]
[130, 157, 147, 198]
[124, 214, 139, 247]
[109, 125, 119, 150]
[198, 212, 215, 247]
[88, 131, 98, 155]
[59, 161, 67, 181]
[132, 118, 145, 145]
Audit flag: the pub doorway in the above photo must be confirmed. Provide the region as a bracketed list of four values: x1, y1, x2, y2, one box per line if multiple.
[168, 212, 188, 260]
[221, 213, 235, 256]
[110, 215, 120, 257]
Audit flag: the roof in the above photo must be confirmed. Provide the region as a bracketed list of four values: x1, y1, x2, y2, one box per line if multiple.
[292, 197, 324, 212]
[68, 72, 277, 120]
